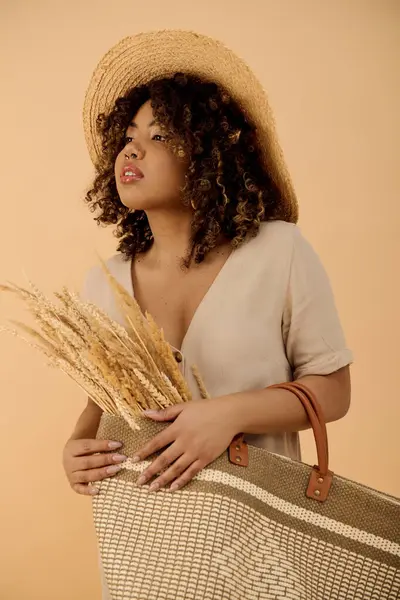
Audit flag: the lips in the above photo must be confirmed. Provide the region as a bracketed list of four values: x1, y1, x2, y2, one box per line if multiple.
[120, 163, 144, 183]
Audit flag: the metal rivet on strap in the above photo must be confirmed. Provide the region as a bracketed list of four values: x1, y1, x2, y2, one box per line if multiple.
[235, 445, 241, 451]
[314, 489, 321, 497]
[235, 456, 242, 463]
[317, 477, 324, 484]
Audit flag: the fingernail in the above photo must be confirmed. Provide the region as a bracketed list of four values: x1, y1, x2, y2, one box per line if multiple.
[137, 475, 146, 486]
[112, 454, 127, 463]
[131, 455, 140, 463]
[89, 487, 99, 495]
[143, 410, 159, 416]
[149, 482, 159, 492]
[107, 465, 122, 475]
[108, 441, 122, 449]
[170, 483, 179, 492]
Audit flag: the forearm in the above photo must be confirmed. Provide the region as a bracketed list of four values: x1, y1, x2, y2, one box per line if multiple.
[69, 398, 103, 440]
[226, 367, 351, 436]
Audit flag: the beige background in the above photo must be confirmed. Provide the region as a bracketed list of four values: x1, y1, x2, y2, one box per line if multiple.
[0, 1, 399, 598]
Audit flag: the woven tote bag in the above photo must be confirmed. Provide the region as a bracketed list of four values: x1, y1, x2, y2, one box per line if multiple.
[93, 382, 400, 600]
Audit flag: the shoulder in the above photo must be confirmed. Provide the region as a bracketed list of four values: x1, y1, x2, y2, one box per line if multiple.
[247, 220, 305, 258]
[239, 221, 323, 285]
[80, 253, 129, 304]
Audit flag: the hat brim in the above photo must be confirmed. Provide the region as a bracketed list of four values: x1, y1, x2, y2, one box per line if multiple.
[83, 30, 298, 223]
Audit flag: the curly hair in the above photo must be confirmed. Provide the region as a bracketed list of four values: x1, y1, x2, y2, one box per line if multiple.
[84, 73, 287, 265]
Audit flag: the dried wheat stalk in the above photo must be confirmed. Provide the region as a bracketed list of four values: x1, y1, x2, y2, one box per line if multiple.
[0, 262, 207, 430]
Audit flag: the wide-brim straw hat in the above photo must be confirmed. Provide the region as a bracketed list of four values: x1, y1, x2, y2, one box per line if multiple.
[83, 30, 298, 222]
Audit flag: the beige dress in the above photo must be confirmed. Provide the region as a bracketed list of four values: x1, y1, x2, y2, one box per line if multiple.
[81, 220, 353, 598]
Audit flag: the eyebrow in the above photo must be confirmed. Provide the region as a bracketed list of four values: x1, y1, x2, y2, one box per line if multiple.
[128, 119, 157, 129]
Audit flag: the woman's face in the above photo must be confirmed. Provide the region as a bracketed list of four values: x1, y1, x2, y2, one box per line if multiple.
[114, 100, 187, 212]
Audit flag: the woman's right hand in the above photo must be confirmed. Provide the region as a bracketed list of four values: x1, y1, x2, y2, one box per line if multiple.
[63, 438, 127, 496]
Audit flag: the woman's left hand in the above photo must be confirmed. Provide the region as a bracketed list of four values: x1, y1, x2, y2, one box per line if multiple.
[133, 397, 240, 492]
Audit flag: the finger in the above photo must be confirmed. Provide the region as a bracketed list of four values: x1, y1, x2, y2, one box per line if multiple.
[71, 463, 123, 485]
[70, 439, 123, 458]
[133, 427, 176, 462]
[148, 454, 193, 491]
[168, 460, 204, 492]
[72, 452, 127, 473]
[72, 483, 99, 496]
[143, 405, 184, 422]
[136, 443, 183, 486]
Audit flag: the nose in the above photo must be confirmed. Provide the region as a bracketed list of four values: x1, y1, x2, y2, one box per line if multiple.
[124, 140, 144, 161]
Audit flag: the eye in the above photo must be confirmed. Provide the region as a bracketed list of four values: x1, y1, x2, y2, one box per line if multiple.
[152, 134, 166, 142]
[124, 136, 133, 145]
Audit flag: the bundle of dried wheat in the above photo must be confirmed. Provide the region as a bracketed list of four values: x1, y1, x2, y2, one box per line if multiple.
[0, 262, 201, 431]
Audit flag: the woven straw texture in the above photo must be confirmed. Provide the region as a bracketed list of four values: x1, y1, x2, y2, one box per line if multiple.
[93, 415, 400, 600]
[83, 30, 298, 223]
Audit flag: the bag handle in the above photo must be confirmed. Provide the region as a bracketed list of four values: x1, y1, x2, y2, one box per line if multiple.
[288, 382, 330, 470]
[228, 382, 333, 502]
[271, 383, 329, 476]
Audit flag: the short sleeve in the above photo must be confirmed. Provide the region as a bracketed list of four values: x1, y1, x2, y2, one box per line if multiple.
[80, 264, 105, 305]
[80, 255, 131, 326]
[282, 227, 353, 380]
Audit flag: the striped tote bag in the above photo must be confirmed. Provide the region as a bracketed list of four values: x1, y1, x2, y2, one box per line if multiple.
[92, 382, 400, 600]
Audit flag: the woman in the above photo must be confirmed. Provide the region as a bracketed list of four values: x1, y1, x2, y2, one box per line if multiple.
[63, 30, 352, 595]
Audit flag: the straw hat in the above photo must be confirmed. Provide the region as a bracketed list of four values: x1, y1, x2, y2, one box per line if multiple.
[83, 30, 298, 222]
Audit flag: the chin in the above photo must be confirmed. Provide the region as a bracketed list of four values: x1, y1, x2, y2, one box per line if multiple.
[118, 187, 151, 211]
[119, 194, 162, 212]
[118, 188, 181, 213]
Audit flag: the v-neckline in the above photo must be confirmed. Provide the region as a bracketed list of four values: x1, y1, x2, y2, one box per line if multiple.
[123, 247, 238, 353]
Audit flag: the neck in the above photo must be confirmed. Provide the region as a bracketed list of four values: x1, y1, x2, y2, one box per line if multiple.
[145, 208, 193, 267]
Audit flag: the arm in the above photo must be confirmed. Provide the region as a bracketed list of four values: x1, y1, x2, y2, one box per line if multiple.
[134, 367, 351, 492]
[225, 366, 351, 436]
[63, 399, 126, 496]
[63, 268, 127, 495]
[228, 227, 352, 435]
[69, 398, 103, 441]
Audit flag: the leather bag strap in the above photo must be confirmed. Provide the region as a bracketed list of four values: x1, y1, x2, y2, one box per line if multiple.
[228, 382, 333, 502]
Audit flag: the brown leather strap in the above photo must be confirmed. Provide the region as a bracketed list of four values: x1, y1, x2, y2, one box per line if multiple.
[290, 381, 329, 467]
[270, 383, 329, 476]
[228, 382, 333, 501]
